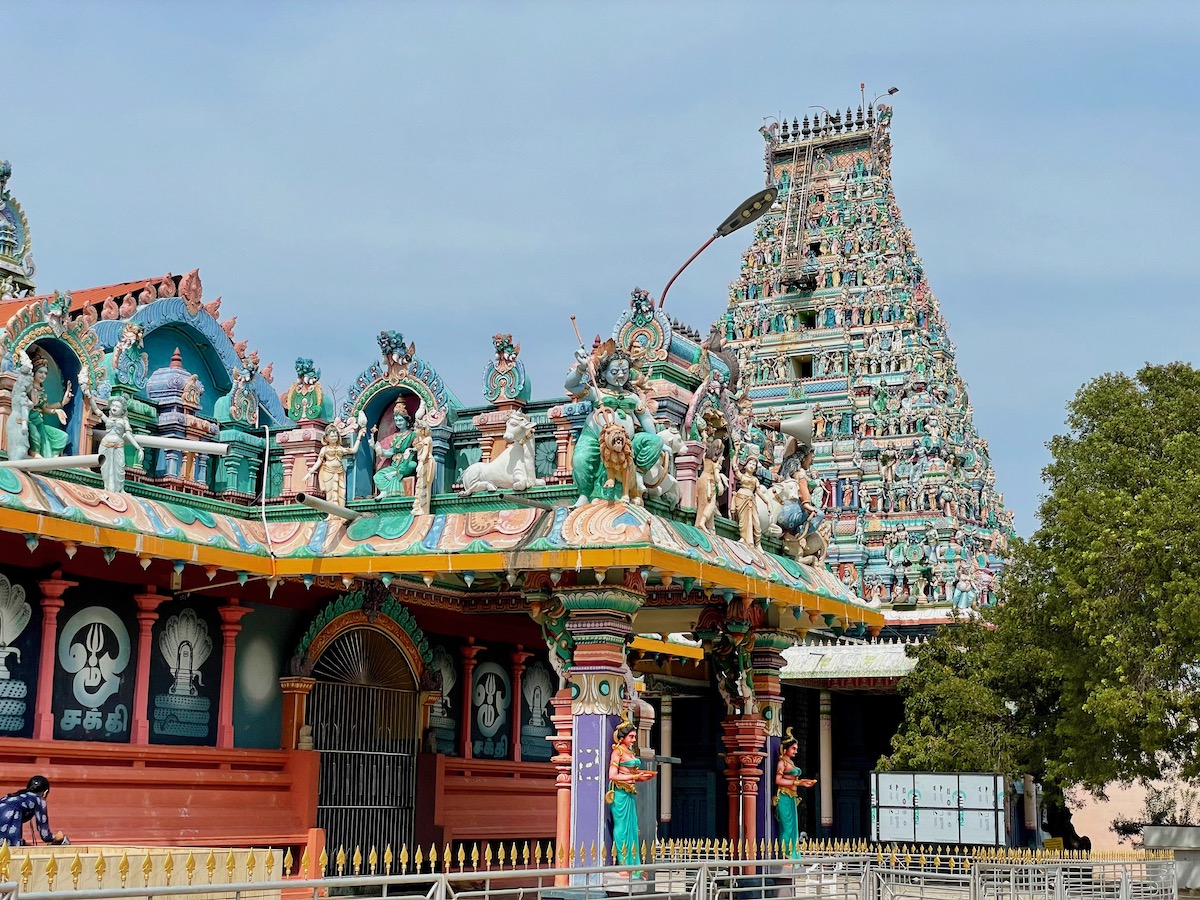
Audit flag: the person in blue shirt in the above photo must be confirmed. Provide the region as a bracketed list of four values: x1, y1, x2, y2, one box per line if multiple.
[0, 776, 66, 846]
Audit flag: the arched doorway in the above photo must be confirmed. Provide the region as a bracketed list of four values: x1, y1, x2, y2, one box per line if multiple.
[308, 627, 421, 855]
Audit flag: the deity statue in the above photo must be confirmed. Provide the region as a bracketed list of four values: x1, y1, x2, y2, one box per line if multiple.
[370, 399, 418, 499]
[731, 454, 771, 548]
[607, 719, 654, 873]
[411, 420, 436, 516]
[28, 352, 73, 458]
[84, 389, 144, 493]
[775, 728, 816, 858]
[307, 421, 365, 507]
[4, 351, 34, 461]
[565, 339, 663, 507]
[952, 560, 978, 610]
[777, 445, 828, 564]
[694, 452, 728, 532]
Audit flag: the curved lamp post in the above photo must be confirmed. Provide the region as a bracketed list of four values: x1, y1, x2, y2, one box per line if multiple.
[872, 86, 899, 109]
[658, 188, 777, 309]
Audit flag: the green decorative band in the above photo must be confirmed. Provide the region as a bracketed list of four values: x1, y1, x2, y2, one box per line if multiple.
[294, 588, 433, 666]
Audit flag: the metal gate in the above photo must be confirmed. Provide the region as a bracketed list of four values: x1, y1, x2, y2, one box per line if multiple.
[308, 628, 421, 855]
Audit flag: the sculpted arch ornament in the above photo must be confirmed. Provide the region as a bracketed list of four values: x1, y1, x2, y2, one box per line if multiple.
[343, 329, 452, 423]
[291, 586, 434, 684]
[91, 296, 290, 424]
[0, 293, 108, 393]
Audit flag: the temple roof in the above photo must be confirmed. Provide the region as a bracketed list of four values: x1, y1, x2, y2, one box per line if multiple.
[781, 637, 921, 686]
[0, 466, 882, 626]
[0, 276, 168, 322]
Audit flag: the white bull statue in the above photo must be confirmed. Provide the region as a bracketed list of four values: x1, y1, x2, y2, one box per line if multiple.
[639, 426, 684, 506]
[460, 412, 545, 496]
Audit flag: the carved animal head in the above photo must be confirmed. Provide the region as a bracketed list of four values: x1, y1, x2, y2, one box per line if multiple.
[658, 425, 684, 456]
[502, 411, 535, 444]
[771, 479, 800, 503]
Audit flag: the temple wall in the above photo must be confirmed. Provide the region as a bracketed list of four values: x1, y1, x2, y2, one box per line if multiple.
[233, 602, 305, 748]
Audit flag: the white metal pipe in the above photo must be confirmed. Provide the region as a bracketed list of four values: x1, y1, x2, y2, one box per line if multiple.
[105, 434, 229, 456]
[0, 454, 102, 472]
[296, 492, 361, 521]
[660, 695, 673, 824]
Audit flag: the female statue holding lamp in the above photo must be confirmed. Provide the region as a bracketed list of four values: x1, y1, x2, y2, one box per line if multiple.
[607, 719, 655, 872]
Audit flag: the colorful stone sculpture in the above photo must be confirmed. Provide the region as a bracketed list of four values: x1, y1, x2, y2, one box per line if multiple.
[307, 420, 365, 507]
[28, 351, 72, 459]
[607, 719, 654, 871]
[565, 339, 663, 507]
[459, 411, 542, 496]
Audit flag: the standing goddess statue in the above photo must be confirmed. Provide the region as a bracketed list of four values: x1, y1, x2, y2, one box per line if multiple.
[775, 728, 816, 858]
[731, 455, 771, 548]
[5, 352, 35, 461]
[307, 422, 365, 507]
[84, 388, 144, 493]
[607, 719, 655, 872]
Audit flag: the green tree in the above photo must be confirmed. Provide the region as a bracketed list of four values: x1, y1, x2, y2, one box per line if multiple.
[882, 363, 1200, 796]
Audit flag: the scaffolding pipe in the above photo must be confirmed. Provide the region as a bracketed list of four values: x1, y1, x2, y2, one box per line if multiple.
[296, 492, 361, 521]
[495, 492, 555, 511]
[0, 454, 102, 472]
[105, 434, 229, 456]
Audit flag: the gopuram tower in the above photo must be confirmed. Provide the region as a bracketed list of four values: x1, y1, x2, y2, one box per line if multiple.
[719, 101, 1015, 614]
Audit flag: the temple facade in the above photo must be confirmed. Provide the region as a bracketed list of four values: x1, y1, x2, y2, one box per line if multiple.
[0, 99, 1011, 863]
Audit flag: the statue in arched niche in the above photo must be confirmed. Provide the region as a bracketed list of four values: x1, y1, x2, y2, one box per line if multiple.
[27, 349, 73, 458]
[369, 396, 419, 499]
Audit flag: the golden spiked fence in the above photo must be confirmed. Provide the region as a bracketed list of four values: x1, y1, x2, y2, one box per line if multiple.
[0, 838, 1175, 892]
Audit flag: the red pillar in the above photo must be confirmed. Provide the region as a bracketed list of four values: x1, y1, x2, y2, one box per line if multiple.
[510, 645, 533, 762]
[459, 639, 485, 759]
[722, 715, 768, 859]
[549, 689, 573, 884]
[34, 574, 77, 740]
[131, 591, 164, 744]
[216, 602, 252, 749]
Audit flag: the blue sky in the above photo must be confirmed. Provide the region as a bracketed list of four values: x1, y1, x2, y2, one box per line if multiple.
[5, 1, 1198, 534]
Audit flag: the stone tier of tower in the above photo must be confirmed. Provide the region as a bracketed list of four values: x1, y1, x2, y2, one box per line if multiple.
[716, 103, 1015, 610]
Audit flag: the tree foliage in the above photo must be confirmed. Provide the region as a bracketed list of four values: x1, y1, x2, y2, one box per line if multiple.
[881, 363, 1200, 795]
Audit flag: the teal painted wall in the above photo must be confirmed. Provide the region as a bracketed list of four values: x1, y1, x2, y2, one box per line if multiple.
[233, 602, 305, 749]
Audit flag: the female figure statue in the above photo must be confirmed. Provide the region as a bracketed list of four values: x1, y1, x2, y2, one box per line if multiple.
[84, 389, 144, 493]
[775, 728, 816, 858]
[731, 455, 771, 548]
[5, 352, 35, 461]
[28, 354, 73, 458]
[370, 400, 417, 498]
[307, 422, 365, 507]
[607, 720, 655, 872]
[411, 421, 436, 515]
[565, 341, 663, 506]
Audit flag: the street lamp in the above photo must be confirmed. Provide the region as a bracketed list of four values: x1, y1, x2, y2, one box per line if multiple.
[658, 188, 777, 309]
[871, 86, 900, 109]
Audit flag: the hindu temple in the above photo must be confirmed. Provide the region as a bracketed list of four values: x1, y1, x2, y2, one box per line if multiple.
[0, 97, 1011, 864]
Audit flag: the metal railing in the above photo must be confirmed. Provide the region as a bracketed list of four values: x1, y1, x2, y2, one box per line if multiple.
[0, 842, 1177, 900]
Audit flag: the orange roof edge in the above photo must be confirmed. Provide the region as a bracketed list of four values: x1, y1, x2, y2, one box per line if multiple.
[0, 273, 186, 320]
